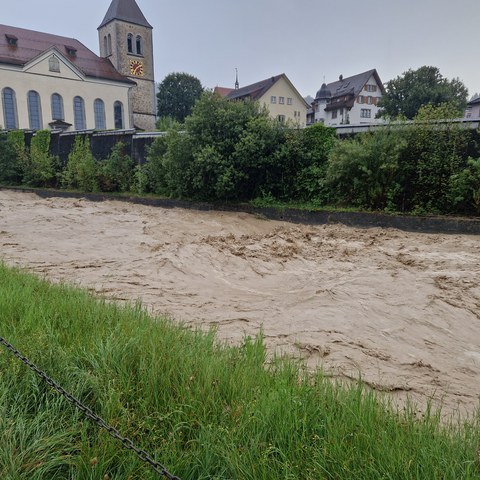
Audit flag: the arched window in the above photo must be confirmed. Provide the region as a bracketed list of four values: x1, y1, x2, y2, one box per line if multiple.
[73, 96, 86, 130]
[114, 101, 124, 129]
[103, 36, 108, 56]
[2, 87, 18, 129]
[51, 93, 64, 121]
[127, 33, 133, 53]
[136, 35, 143, 55]
[27, 90, 42, 130]
[107, 34, 112, 55]
[94, 99, 106, 130]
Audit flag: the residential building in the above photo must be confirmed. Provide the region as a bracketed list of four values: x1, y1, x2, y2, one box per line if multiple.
[465, 95, 480, 118]
[0, 0, 156, 132]
[215, 74, 309, 127]
[309, 69, 385, 126]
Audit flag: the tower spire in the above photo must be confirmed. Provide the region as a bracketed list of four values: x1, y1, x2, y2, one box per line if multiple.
[235, 68, 239, 90]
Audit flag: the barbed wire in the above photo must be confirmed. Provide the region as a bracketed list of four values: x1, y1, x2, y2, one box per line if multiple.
[0, 335, 181, 480]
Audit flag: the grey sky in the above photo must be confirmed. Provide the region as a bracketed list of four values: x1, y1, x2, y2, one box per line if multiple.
[4, 0, 480, 98]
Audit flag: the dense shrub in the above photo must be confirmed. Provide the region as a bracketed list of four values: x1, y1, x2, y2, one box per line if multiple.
[145, 93, 337, 203]
[145, 92, 282, 201]
[22, 130, 59, 187]
[97, 142, 135, 192]
[393, 104, 471, 213]
[61, 135, 98, 192]
[0, 132, 23, 184]
[326, 128, 406, 209]
[449, 157, 480, 214]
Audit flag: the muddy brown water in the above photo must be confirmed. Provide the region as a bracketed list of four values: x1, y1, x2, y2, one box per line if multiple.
[1, 190, 480, 417]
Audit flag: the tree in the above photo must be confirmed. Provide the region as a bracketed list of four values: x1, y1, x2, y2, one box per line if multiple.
[378, 66, 468, 120]
[156, 72, 203, 123]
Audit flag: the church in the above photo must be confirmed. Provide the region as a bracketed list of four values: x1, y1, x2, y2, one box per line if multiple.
[0, 0, 156, 132]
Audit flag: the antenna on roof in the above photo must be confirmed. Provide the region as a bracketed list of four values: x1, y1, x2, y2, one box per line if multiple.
[235, 68, 239, 90]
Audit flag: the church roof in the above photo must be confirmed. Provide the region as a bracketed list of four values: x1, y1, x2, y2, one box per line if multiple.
[98, 0, 152, 29]
[0, 24, 135, 84]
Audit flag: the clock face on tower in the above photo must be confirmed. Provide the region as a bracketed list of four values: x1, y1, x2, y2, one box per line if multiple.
[130, 59, 144, 77]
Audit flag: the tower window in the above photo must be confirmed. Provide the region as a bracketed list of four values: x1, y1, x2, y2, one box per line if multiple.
[51, 93, 64, 121]
[127, 34, 133, 53]
[28, 90, 43, 130]
[2, 87, 18, 129]
[107, 34, 112, 55]
[114, 101, 124, 129]
[136, 35, 143, 55]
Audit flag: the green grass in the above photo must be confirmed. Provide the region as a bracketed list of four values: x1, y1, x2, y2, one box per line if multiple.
[0, 263, 479, 479]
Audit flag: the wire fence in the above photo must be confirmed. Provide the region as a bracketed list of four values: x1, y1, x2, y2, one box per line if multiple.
[0, 335, 181, 480]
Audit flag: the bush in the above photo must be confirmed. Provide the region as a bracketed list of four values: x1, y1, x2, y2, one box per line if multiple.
[22, 130, 59, 187]
[449, 157, 480, 214]
[326, 128, 406, 209]
[146, 92, 276, 201]
[97, 142, 134, 192]
[395, 104, 471, 213]
[0, 132, 23, 184]
[291, 123, 336, 202]
[62, 136, 98, 192]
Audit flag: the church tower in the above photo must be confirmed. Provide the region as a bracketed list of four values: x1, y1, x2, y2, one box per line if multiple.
[98, 0, 156, 131]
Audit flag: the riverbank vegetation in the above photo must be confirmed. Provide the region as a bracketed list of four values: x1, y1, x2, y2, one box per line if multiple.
[1, 93, 480, 216]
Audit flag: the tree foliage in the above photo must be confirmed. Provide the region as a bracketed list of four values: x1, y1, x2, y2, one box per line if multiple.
[326, 128, 407, 209]
[378, 66, 468, 120]
[61, 136, 98, 192]
[156, 72, 203, 123]
[146, 92, 337, 202]
[22, 130, 59, 187]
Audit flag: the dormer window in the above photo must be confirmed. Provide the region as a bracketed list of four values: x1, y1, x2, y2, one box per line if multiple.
[65, 45, 77, 57]
[5, 34, 18, 47]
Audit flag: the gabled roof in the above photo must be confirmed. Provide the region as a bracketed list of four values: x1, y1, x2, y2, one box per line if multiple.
[467, 96, 480, 106]
[98, 0, 152, 29]
[326, 69, 385, 100]
[226, 74, 284, 101]
[225, 73, 309, 107]
[0, 24, 135, 84]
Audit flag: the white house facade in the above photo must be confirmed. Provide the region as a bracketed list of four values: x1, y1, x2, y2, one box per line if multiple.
[309, 69, 385, 127]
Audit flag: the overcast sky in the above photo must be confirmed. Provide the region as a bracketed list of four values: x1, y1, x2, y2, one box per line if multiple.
[3, 0, 480, 99]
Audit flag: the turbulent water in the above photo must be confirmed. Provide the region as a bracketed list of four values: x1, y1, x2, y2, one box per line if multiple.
[1, 190, 480, 416]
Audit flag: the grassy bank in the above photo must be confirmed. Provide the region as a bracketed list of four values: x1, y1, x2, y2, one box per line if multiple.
[0, 263, 479, 479]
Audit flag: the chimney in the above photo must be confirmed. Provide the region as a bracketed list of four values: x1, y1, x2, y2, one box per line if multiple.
[339, 74, 343, 81]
